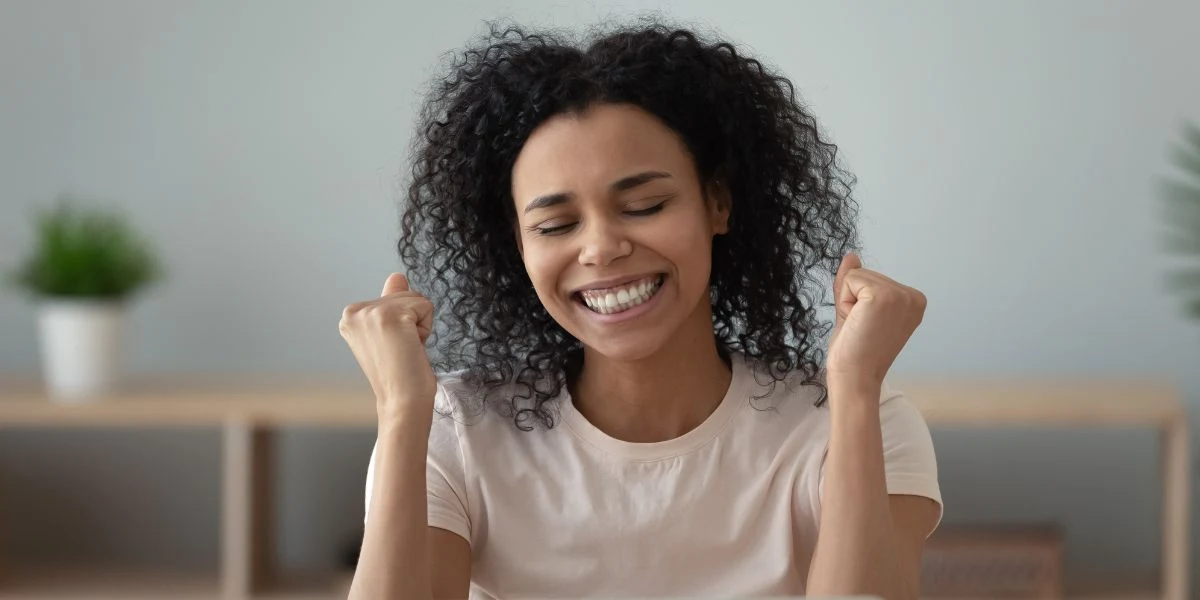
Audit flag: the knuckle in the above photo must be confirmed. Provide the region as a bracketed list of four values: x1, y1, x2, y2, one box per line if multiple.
[338, 306, 361, 336]
[340, 302, 363, 323]
[373, 304, 408, 327]
[365, 305, 390, 323]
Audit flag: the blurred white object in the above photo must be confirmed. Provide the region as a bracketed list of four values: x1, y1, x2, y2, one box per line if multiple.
[37, 298, 124, 400]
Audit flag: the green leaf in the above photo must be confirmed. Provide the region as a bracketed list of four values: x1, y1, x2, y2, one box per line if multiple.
[1182, 121, 1200, 153]
[1165, 269, 1200, 293]
[1160, 122, 1200, 323]
[1159, 207, 1200, 243]
[5, 197, 163, 299]
[1185, 296, 1200, 320]
[1169, 144, 1200, 180]
[1161, 232, 1200, 254]
[1160, 180, 1200, 211]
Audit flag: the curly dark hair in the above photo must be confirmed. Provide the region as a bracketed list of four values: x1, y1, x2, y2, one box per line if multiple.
[399, 19, 860, 430]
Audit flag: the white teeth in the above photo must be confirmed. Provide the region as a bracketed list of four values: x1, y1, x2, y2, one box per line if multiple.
[580, 275, 662, 315]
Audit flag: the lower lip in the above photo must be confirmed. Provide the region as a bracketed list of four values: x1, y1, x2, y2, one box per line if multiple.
[576, 278, 665, 324]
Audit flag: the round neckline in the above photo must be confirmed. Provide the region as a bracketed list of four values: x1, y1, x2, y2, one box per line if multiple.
[560, 353, 752, 461]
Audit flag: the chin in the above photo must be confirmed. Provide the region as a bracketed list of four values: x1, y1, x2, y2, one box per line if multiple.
[577, 331, 668, 363]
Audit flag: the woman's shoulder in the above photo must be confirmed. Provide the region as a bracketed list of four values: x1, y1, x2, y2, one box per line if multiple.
[738, 354, 912, 405]
[431, 368, 485, 413]
[430, 367, 567, 431]
[733, 354, 918, 437]
[425, 369, 575, 475]
[736, 353, 826, 409]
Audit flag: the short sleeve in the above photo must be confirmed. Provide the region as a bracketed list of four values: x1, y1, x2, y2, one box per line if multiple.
[817, 383, 943, 535]
[878, 386, 943, 532]
[363, 381, 472, 544]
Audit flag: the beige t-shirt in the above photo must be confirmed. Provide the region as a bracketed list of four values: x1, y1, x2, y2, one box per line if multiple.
[365, 353, 942, 598]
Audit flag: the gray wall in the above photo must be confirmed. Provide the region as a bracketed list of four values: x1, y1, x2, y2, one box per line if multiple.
[2, 0, 1198, 588]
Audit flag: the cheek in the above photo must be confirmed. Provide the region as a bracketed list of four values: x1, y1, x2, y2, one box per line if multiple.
[521, 242, 567, 298]
[679, 239, 714, 285]
[661, 219, 714, 274]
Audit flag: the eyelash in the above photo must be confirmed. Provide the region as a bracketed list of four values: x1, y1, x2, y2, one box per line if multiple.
[527, 201, 668, 237]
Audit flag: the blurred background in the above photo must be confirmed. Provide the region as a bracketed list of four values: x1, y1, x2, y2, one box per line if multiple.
[1, 0, 1198, 598]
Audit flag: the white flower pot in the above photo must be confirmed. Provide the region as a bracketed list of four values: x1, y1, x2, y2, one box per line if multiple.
[37, 298, 126, 401]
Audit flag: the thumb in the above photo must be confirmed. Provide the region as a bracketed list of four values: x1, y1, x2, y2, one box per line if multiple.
[381, 272, 409, 297]
[833, 253, 862, 330]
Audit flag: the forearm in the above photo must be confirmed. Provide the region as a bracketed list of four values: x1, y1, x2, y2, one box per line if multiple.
[807, 383, 914, 600]
[349, 411, 435, 600]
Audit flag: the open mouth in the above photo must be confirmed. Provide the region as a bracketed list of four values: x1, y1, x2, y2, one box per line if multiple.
[574, 274, 666, 315]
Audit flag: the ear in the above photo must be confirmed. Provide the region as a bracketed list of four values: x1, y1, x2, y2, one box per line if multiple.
[706, 179, 732, 235]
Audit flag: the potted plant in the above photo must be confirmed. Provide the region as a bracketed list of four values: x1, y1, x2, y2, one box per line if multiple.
[1162, 121, 1200, 318]
[6, 197, 163, 400]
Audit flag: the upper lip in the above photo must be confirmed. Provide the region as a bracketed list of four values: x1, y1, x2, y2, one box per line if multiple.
[572, 272, 662, 294]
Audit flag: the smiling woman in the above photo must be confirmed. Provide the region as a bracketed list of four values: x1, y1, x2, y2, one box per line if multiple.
[513, 104, 730, 365]
[342, 19, 942, 600]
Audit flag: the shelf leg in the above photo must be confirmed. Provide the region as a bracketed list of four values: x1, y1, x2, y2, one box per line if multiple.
[0, 467, 5, 589]
[1162, 417, 1190, 600]
[221, 419, 275, 600]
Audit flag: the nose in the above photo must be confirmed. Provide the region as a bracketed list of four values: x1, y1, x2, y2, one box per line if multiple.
[577, 219, 633, 267]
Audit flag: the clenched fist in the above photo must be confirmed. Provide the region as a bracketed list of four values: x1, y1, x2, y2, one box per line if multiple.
[826, 253, 927, 393]
[340, 273, 437, 422]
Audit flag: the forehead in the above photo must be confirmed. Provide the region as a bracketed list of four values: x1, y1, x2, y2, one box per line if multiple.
[511, 103, 696, 202]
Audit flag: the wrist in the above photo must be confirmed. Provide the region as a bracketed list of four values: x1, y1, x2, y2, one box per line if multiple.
[826, 378, 882, 419]
[826, 372, 883, 398]
[376, 402, 434, 437]
[826, 387, 885, 447]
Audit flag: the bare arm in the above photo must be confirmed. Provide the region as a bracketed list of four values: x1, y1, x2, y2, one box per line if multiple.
[341, 273, 472, 599]
[349, 417, 435, 600]
[429, 528, 472, 599]
[805, 384, 940, 600]
[349, 416, 473, 599]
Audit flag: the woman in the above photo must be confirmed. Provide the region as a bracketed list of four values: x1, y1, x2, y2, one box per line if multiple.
[341, 21, 941, 600]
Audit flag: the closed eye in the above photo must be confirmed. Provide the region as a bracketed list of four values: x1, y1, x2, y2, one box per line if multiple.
[525, 200, 669, 236]
[526, 223, 575, 236]
[625, 201, 667, 217]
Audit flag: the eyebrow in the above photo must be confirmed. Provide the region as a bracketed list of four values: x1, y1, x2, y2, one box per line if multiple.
[523, 171, 673, 215]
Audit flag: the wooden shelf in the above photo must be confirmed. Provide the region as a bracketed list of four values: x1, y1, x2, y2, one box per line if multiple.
[0, 374, 1189, 599]
[0, 374, 1185, 428]
[0, 375, 375, 427]
[894, 378, 1185, 427]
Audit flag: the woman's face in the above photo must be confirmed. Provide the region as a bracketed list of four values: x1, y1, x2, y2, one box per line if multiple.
[511, 103, 729, 361]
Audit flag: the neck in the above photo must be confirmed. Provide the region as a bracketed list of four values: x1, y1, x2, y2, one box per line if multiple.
[571, 314, 732, 443]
